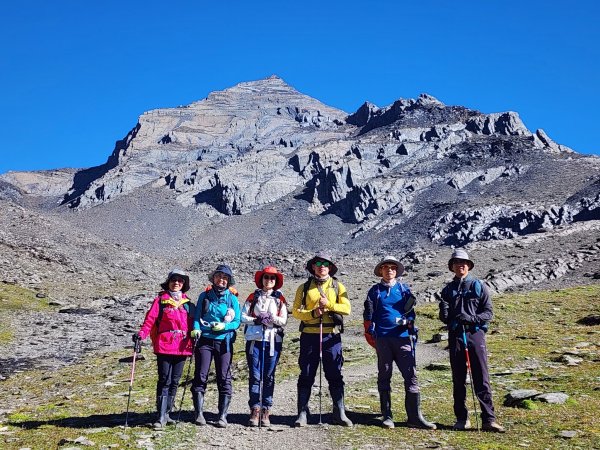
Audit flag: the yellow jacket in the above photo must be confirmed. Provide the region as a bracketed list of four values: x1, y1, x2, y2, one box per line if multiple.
[292, 278, 351, 333]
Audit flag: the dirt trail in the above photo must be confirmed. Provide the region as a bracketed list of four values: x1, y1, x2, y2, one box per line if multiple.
[163, 341, 447, 450]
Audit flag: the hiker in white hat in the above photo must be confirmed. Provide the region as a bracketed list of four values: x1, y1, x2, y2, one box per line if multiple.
[363, 256, 436, 429]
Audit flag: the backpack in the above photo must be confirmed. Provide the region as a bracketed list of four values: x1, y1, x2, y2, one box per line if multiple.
[299, 277, 344, 333]
[458, 278, 483, 300]
[245, 289, 287, 336]
[453, 278, 489, 332]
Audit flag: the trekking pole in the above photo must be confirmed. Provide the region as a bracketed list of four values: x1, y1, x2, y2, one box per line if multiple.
[318, 313, 323, 425]
[124, 335, 142, 428]
[462, 328, 480, 432]
[175, 336, 199, 427]
[259, 324, 266, 430]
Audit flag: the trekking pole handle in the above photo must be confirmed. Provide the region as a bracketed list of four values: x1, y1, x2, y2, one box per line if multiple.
[134, 338, 142, 354]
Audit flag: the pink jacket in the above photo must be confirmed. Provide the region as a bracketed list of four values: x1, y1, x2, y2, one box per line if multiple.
[138, 292, 194, 356]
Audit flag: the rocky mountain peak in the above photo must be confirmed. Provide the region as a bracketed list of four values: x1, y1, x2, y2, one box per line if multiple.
[0, 77, 597, 260]
[191, 75, 303, 107]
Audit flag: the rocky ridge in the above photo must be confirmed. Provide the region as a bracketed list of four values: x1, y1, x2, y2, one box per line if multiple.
[3, 76, 597, 248]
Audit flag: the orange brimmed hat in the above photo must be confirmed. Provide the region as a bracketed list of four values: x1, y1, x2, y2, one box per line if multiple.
[254, 266, 284, 290]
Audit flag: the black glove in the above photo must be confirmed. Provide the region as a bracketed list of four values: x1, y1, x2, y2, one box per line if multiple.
[456, 313, 475, 325]
[132, 332, 142, 343]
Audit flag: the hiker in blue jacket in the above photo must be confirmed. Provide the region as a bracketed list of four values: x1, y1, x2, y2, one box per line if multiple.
[363, 256, 436, 429]
[190, 264, 240, 428]
[439, 249, 504, 433]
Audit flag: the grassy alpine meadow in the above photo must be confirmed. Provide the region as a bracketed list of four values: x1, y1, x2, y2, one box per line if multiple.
[334, 284, 600, 450]
[0, 284, 599, 449]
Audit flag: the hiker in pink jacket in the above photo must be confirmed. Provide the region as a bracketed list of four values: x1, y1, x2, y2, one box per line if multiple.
[133, 269, 195, 428]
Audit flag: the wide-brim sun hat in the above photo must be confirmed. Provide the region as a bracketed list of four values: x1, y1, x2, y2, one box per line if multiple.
[374, 255, 404, 277]
[209, 264, 236, 286]
[448, 249, 475, 272]
[160, 268, 191, 293]
[305, 251, 338, 277]
[255, 266, 284, 290]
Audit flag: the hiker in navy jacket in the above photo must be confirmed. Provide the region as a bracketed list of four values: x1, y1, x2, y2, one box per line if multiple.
[363, 256, 436, 429]
[439, 249, 504, 433]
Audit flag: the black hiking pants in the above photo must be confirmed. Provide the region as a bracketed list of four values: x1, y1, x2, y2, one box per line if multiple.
[449, 329, 496, 423]
[191, 337, 233, 396]
[156, 354, 187, 398]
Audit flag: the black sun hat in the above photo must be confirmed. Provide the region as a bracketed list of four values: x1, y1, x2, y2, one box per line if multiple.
[160, 269, 191, 293]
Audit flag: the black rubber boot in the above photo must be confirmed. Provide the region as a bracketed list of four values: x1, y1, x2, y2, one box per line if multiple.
[192, 392, 206, 426]
[165, 395, 176, 424]
[330, 385, 353, 427]
[216, 394, 231, 428]
[379, 391, 394, 428]
[405, 392, 436, 430]
[153, 395, 169, 429]
[293, 387, 311, 427]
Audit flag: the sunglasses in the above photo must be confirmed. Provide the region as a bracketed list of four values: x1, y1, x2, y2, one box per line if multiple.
[170, 278, 185, 284]
[314, 260, 330, 267]
[263, 275, 277, 281]
[381, 264, 397, 271]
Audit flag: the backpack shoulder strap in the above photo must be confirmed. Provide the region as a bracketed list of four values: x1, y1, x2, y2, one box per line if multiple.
[156, 292, 167, 326]
[201, 291, 211, 317]
[301, 279, 312, 308]
[272, 291, 286, 316]
[331, 277, 339, 302]
[472, 279, 482, 297]
[249, 289, 261, 317]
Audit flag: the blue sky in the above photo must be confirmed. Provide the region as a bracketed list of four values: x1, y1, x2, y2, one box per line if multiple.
[1, 1, 598, 175]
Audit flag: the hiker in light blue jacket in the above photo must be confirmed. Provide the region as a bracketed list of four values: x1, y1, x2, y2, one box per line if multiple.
[190, 264, 240, 428]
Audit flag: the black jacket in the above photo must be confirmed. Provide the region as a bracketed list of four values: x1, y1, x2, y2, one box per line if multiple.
[439, 275, 493, 327]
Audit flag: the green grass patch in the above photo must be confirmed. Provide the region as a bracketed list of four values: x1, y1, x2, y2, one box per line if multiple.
[1, 284, 599, 449]
[336, 284, 600, 450]
[0, 283, 51, 311]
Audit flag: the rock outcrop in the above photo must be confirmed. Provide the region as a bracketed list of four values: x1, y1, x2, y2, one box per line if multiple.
[1, 75, 598, 255]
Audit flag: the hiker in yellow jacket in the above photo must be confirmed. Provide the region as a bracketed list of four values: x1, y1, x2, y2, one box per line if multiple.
[292, 252, 352, 427]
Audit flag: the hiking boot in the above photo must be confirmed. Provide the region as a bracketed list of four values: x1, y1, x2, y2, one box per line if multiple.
[453, 418, 471, 430]
[405, 392, 436, 430]
[192, 392, 206, 426]
[482, 421, 505, 433]
[331, 385, 353, 427]
[294, 387, 311, 427]
[248, 407, 260, 427]
[379, 391, 394, 429]
[153, 395, 169, 429]
[216, 394, 231, 428]
[260, 408, 271, 427]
